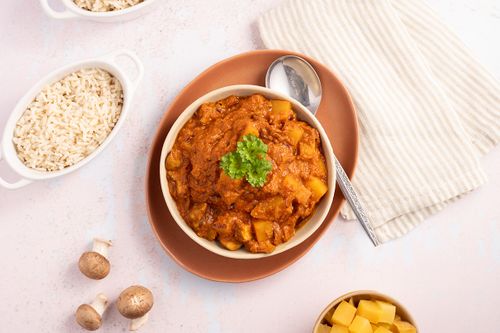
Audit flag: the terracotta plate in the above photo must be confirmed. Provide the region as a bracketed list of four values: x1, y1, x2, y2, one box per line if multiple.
[145, 50, 358, 282]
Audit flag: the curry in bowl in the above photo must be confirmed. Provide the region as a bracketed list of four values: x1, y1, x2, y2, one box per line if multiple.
[165, 94, 328, 254]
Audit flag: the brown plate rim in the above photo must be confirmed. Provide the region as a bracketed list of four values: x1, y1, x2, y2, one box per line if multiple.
[145, 49, 359, 282]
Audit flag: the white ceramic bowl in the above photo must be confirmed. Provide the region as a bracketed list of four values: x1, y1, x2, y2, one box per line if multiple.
[39, 0, 159, 22]
[159, 85, 336, 259]
[0, 50, 143, 190]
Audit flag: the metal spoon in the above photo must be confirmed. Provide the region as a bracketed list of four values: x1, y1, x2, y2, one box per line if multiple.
[266, 55, 380, 246]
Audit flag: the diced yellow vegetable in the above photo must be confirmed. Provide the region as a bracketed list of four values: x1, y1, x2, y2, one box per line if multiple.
[331, 301, 357, 327]
[271, 99, 292, 112]
[285, 125, 304, 146]
[242, 122, 259, 137]
[323, 298, 413, 333]
[299, 142, 316, 159]
[187, 203, 207, 228]
[357, 300, 382, 323]
[270, 100, 293, 123]
[235, 222, 252, 242]
[331, 324, 349, 333]
[349, 315, 373, 333]
[219, 238, 242, 251]
[283, 174, 311, 204]
[251, 196, 288, 220]
[377, 323, 393, 331]
[373, 327, 392, 333]
[317, 324, 332, 333]
[283, 174, 302, 191]
[392, 321, 416, 333]
[374, 301, 396, 324]
[306, 176, 328, 201]
[252, 220, 274, 242]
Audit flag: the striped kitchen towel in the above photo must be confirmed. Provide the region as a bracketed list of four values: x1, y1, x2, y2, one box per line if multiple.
[259, 0, 500, 243]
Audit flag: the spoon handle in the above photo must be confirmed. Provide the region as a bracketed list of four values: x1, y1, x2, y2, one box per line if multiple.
[334, 157, 380, 246]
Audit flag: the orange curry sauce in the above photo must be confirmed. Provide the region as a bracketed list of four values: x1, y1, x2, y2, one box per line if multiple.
[166, 94, 328, 253]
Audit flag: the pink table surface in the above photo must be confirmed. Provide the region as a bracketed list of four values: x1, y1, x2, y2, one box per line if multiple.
[1, 1, 499, 332]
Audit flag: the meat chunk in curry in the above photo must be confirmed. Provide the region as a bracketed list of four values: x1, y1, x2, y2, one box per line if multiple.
[166, 94, 328, 253]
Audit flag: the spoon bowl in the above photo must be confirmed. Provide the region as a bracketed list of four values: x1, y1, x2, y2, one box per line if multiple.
[265, 56, 322, 114]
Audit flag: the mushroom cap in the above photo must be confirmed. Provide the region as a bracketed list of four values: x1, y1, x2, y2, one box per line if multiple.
[76, 304, 102, 331]
[78, 252, 110, 280]
[117, 285, 154, 319]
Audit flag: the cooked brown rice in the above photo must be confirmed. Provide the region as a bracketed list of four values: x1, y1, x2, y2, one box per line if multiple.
[74, 0, 144, 12]
[13, 68, 123, 172]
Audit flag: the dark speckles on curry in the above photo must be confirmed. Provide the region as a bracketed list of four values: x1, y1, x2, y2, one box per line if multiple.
[166, 94, 328, 253]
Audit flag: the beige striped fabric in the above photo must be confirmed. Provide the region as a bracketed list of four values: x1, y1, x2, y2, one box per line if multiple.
[259, 0, 500, 242]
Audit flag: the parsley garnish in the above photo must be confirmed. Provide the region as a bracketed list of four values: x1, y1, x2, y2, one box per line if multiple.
[220, 134, 272, 187]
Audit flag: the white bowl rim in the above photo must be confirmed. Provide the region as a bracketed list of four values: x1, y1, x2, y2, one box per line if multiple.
[0, 50, 143, 189]
[159, 85, 336, 260]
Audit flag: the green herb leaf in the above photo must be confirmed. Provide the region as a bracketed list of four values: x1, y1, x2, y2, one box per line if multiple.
[220, 152, 247, 179]
[246, 157, 273, 187]
[237, 134, 268, 162]
[220, 134, 272, 187]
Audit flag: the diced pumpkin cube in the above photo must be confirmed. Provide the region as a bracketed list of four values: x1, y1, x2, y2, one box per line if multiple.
[271, 99, 292, 112]
[252, 220, 274, 242]
[270, 100, 293, 123]
[251, 196, 289, 220]
[331, 324, 349, 333]
[377, 323, 393, 331]
[212, 213, 236, 236]
[283, 174, 311, 204]
[242, 122, 259, 137]
[306, 176, 328, 201]
[283, 174, 300, 189]
[373, 327, 392, 333]
[187, 203, 207, 228]
[245, 239, 275, 253]
[392, 321, 416, 333]
[285, 125, 304, 146]
[299, 142, 316, 159]
[166, 149, 182, 170]
[374, 301, 396, 324]
[348, 315, 373, 333]
[235, 221, 252, 242]
[317, 324, 331, 333]
[357, 300, 382, 323]
[219, 238, 242, 251]
[331, 301, 356, 327]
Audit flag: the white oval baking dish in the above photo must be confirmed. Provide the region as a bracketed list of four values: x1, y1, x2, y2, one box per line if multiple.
[39, 0, 159, 22]
[0, 50, 143, 189]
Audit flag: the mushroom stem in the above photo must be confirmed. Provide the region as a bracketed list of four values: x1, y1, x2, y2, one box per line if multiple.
[90, 293, 109, 316]
[129, 313, 149, 331]
[92, 238, 112, 259]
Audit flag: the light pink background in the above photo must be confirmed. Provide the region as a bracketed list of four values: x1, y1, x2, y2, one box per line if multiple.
[1, 1, 499, 332]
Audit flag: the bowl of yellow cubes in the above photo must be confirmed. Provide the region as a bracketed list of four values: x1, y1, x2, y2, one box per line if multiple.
[313, 291, 418, 333]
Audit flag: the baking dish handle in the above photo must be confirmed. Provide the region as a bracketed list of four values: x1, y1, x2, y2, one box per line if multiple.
[104, 50, 145, 89]
[0, 146, 32, 190]
[39, 0, 78, 20]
